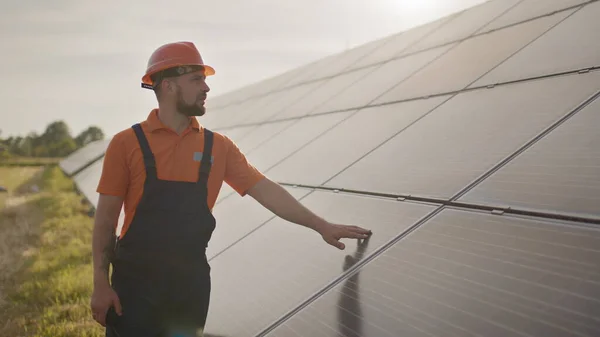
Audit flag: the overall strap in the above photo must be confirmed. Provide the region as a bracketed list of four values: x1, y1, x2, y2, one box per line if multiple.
[131, 124, 157, 179]
[198, 128, 214, 184]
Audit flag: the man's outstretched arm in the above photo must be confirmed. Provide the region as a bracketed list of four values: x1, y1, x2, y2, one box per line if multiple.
[247, 177, 372, 249]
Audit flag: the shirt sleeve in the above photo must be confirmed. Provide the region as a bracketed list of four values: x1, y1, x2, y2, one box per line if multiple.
[96, 133, 129, 197]
[223, 136, 265, 196]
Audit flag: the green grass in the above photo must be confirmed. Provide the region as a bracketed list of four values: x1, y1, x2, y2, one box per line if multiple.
[0, 165, 102, 336]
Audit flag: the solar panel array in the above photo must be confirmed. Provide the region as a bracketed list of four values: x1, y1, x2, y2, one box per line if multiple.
[60, 0, 600, 336]
[58, 139, 110, 176]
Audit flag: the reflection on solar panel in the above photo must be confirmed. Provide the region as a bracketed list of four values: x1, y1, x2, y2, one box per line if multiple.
[263, 209, 600, 337]
[205, 191, 437, 337]
[59, 0, 600, 336]
[207, 187, 311, 260]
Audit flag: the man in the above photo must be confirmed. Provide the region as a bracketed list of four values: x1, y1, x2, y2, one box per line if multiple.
[90, 41, 372, 336]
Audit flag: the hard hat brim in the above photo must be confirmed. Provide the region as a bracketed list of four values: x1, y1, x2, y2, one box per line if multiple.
[141, 64, 215, 89]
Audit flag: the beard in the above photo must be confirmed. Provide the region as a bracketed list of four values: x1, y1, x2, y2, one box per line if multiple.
[176, 89, 206, 117]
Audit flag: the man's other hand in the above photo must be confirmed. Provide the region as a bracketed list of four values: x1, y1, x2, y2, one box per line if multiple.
[90, 284, 122, 327]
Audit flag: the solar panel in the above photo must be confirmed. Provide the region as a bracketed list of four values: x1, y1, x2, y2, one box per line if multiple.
[199, 105, 227, 128]
[471, 1, 600, 87]
[348, 15, 455, 71]
[314, 44, 454, 114]
[203, 191, 437, 337]
[201, 103, 244, 130]
[327, 71, 600, 199]
[374, 11, 570, 104]
[235, 65, 316, 102]
[403, 0, 521, 55]
[203, 94, 278, 129]
[477, 0, 591, 33]
[72, 157, 104, 208]
[272, 67, 375, 120]
[262, 208, 600, 337]
[238, 81, 323, 125]
[233, 119, 297, 154]
[459, 92, 600, 220]
[208, 187, 311, 260]
[246, 111, 352, 172]
[59, 139, 110, 176]
[215, 183, 236, 204]
[218, 125, 257, 145]
[266, 96, 450, 186]
[282, 39, 388, 88]
[271, 55, 340, 90]
[206, 65, 312, 110]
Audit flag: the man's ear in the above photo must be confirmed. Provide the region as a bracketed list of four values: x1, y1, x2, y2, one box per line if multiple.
[168, 78, 181, 92]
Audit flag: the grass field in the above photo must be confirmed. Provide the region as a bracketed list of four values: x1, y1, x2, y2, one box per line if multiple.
[0, 165, 103, 336]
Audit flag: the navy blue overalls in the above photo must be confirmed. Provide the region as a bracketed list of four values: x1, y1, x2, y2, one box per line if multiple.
[106, 123, 216, 337]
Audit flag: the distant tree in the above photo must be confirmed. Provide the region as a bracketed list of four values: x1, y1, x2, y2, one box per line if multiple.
[1, 120, 105, 158]
[48, 138, 78, 157]
[40, 121, 72, 145]
[8, 137, 24, 156]
[75, 126, 104, 147]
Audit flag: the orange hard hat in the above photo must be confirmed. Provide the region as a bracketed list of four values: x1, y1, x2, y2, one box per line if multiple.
[141, 41, 215, 89]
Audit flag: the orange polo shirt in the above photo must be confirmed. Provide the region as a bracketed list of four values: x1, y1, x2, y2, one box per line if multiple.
[96, 109, 265, 237]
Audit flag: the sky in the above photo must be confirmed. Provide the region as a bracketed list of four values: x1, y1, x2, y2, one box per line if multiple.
[0, 0, 487, 139]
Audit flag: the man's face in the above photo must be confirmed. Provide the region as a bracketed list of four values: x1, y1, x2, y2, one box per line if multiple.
[171, 71, 210, 117]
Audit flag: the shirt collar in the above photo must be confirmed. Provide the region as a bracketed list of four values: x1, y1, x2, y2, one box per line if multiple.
[145, 109, 201, 133]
